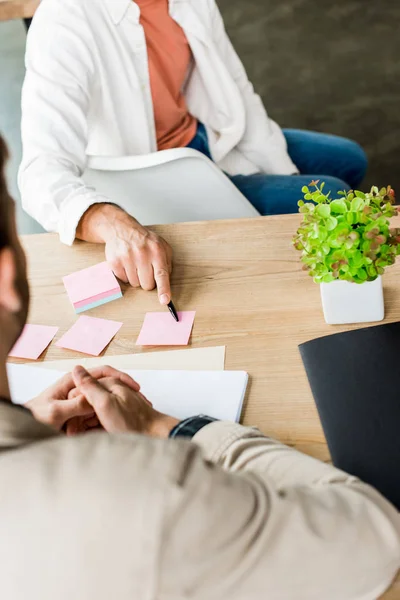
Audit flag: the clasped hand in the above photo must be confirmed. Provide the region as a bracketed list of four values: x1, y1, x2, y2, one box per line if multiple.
[26, 366, 178, 439]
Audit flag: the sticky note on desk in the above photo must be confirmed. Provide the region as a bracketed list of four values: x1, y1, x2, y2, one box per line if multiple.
[63, 262, 122, 313]
[9, 324, 59, 360]
[136, 311, 196, 346]
[56, 316, 123, 356]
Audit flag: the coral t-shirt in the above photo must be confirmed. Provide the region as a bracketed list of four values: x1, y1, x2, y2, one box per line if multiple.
[136, 0, 198, 150]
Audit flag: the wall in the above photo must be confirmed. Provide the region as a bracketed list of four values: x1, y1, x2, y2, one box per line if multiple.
[218, 0, 400, 193]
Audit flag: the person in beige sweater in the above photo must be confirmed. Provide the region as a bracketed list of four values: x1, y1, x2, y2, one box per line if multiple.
[1, 132, 400, 599]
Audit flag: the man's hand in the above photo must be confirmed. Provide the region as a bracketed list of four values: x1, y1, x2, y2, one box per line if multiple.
[76, 204, 173, 305]
[26, 366, 141, 432]
[70, 366, 179, 438]
[25, 372, 94, 431]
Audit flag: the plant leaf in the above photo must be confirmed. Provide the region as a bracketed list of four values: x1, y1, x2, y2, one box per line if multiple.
[330, 199, 347, 214]
[357, 269, 368, 281]
[316, 204, 330, 218]
[346, 212, 356, 225]
[351, 197, 364, 212]
[322, 274, 335, 283]
[354, 191, 366, 200]
[325, 216, 338, 231]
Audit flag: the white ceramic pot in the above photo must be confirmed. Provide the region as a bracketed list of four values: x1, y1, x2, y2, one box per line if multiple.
[320, 276, 384, 325]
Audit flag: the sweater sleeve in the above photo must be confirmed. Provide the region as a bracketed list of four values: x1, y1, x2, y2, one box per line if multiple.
[158, 421, 400, 600]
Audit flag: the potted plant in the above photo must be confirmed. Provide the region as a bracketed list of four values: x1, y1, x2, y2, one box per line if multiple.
[293, 181, 400, 325]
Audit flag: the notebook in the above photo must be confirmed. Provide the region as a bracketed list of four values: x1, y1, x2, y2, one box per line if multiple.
[299, 321, 400, 510]
[7, 364, 248, 423]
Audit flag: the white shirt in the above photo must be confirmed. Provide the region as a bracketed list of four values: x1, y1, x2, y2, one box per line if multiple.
[19, 0, 298, 245]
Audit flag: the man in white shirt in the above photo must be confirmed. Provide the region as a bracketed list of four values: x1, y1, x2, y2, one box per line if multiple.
[19, 0, 367, 305]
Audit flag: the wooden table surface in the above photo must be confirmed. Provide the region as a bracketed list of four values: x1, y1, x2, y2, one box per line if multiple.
[0, 0, 39, 21]
[20, 214, 400, 598]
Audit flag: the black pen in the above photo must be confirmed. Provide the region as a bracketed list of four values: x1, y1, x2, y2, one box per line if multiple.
[168, 301, 179, 322]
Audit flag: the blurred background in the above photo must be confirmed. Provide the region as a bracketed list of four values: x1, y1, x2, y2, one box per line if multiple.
[1, 0, 399, 234]
[218, 0, 400, 193]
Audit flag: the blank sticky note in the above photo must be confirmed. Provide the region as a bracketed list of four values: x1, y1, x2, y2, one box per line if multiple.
[9, 324, 59, 360]
[136, 311, 196, 346]
[56, 316, 123, 356]
[63, 262, 122, 313]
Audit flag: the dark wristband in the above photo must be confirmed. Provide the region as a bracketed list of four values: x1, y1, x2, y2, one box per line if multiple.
[169, 415, 217, 440]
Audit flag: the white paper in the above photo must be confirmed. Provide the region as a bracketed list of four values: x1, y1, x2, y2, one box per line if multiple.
[7, 364, 65, 403]
[32, 346, 226, 372]
[7, 364, 248, 423]
[126, 370, 248, 422]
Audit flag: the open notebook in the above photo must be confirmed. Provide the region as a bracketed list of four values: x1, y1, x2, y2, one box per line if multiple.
[7, 364, 248, 423]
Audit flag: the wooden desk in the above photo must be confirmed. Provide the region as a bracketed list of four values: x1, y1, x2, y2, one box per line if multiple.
[20, 215, 400, 598]
[0, 0, 39, 21]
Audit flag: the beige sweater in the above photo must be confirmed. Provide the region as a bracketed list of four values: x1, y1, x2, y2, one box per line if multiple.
[0, 402, 399, 600]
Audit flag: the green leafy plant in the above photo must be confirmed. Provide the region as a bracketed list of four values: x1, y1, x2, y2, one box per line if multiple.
[293, 181, 400, 284]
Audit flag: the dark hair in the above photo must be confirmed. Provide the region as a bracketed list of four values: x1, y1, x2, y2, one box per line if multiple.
[0, 134, 10, 251]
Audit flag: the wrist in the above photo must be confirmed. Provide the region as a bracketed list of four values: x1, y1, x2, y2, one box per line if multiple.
[146, 412, 180, 439]
[99, 204, 138, 242]
[77, 203, 139, 244]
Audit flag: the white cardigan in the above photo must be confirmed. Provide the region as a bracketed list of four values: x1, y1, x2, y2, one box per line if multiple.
[19, 0, 297, 245]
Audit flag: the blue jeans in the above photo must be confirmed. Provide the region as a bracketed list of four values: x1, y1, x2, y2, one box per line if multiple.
[187, 124, 368, 215]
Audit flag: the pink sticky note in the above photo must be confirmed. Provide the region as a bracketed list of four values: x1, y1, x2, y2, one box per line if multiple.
[9, 324, 59, 360]
[63, 262, 122, 310]
[136, 311, 196, 346]
[56, 316, 123, 356]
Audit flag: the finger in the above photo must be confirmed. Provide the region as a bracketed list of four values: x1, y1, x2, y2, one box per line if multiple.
[123, 259, 141, 288]
[68, 368, 140, 399]
[68, 387, 80, 400]
[65, 417, 84, 437]
[137, 260, 156, 291]
[166, 244, 173, 273]
[86, 425, 104, 433]
[72, 366, 111, 411]
[153, 262, 171, 305]
[54, 396, 94, 423]
[109, 260, 128, 284]
[95, 379, 152, 410]
[138, 391, 153, 408]
[84, 415, 101, 428]
[47, 372, 75, 400]
[65, 415, 98, 436]
[88, 366, 140, 392]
